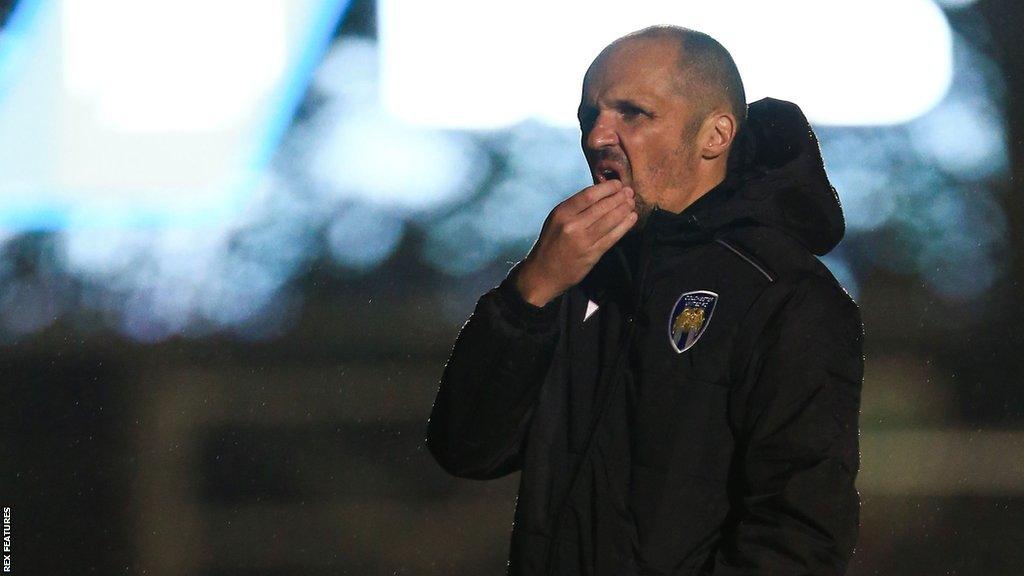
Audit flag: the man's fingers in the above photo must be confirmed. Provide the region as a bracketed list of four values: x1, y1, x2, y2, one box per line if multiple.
[564, 180, 622, 214]
[588, 196, 635, 241]
[579, 187, 632, 228]
[590, 209, 637, 253]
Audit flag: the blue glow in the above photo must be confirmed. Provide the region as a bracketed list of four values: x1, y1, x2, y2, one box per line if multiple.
[912, 186, 1006, 300]
[327, 204, 406, 271]
[0, 5, 1013, 343]
[305, 38, 489, 216]
[0, 0, 48, 104]
[907, 35, 1010, 182]
[236, 0, 355, 216]
[474, 179, 555, 246]
[830, 166, 897, 232]
[0, 0, 353, 231]
[422, 212, 502, 276]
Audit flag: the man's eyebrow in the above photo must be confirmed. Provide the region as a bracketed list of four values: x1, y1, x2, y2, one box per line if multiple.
[577, 98, 652, 120]
[611, 98, 650, 111]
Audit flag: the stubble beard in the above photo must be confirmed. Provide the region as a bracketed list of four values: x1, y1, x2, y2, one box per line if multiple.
[632, 188, 655, 231]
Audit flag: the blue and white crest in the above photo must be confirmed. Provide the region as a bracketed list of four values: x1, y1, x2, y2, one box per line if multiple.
[668, 290, 718, 353]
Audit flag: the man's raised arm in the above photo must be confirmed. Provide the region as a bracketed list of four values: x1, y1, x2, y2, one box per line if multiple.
[425, 179, 637, 480]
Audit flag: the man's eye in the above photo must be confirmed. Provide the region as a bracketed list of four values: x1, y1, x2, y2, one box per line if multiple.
[622, 106, 645, 119]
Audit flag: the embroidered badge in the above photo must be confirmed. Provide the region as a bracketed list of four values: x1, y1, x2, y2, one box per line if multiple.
[668, 290, 718, 353]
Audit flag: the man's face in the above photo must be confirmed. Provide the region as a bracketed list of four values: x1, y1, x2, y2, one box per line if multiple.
[578, 37, 705, 223]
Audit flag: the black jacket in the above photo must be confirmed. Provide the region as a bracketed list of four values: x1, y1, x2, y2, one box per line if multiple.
[426, 97, 866, 576]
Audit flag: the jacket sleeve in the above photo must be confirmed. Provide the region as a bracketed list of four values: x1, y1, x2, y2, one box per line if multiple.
[710, 274, 865, 576]
[425, 260, 566, 480]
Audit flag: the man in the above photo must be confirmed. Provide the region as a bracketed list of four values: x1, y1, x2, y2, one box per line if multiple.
[426, 25, 865, 576]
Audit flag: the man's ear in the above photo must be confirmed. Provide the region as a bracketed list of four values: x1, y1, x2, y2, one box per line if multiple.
[700, 111, 737, 160]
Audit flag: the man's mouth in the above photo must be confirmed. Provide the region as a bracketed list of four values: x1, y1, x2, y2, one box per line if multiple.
[595, 164, 624, 183]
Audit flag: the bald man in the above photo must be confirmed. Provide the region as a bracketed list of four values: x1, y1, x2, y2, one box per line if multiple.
[427, 25, 864, 576]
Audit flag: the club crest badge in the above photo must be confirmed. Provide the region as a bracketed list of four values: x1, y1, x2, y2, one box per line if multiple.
[668, 290, 718, 353]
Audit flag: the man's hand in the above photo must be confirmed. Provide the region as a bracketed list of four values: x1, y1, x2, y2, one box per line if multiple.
[515, 180, 637, 307]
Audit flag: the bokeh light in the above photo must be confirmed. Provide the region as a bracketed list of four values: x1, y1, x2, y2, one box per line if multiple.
[0, 0, 1012, 341]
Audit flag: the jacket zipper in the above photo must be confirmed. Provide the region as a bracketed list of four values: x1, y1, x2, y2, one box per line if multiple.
[543, 214, 657, 575]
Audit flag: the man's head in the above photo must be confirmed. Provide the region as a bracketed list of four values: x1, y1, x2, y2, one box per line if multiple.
[578, 26, 746, 226]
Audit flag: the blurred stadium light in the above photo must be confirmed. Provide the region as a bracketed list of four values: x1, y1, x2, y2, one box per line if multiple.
[0, 0, 1011, 341]
[0, 0, 352, 230]
[378, 0, 953, 129]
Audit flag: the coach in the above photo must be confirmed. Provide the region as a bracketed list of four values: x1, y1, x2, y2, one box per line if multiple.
[427, 24, 866, 576]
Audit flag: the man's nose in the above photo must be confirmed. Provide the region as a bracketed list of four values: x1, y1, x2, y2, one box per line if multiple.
[585, 114, 619, 150]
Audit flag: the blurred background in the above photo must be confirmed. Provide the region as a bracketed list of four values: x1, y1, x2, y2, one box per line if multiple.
[0, 0, 1021, 574]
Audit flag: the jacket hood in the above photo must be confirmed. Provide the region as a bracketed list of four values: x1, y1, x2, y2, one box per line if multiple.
[637, 97, 845, 256]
